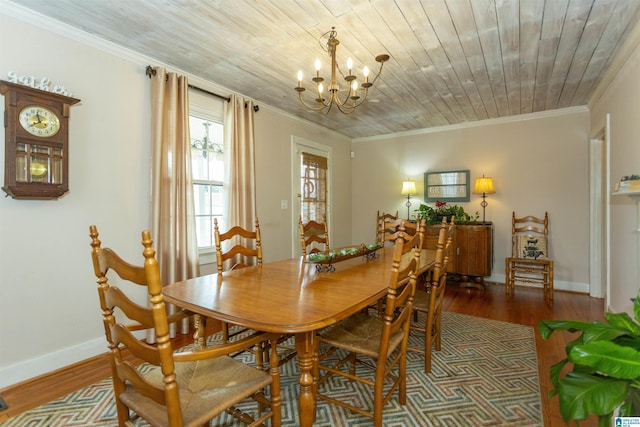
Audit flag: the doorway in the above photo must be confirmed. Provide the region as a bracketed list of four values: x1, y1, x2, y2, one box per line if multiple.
[589, 113, 610, 308]
[291, 136, 332, 257]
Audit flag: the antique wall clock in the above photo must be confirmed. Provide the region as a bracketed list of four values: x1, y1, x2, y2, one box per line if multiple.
[0, 80, 80, 199]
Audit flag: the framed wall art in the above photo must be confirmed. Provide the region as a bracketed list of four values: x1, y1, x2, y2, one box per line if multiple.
[424, 169, 470, 202]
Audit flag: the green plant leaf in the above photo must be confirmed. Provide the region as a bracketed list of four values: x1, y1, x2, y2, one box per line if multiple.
[583, 321, 634, 343]
[605, 312, 640, 336]
[538, 319, 594, 339]
[565, 334, 586, 356]
[569, 341, 640, 379]
[558, 372, 628, 421]
[549, 359, 568, 393]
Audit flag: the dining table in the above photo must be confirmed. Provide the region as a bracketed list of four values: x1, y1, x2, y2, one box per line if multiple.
[163, 245, 436, 427]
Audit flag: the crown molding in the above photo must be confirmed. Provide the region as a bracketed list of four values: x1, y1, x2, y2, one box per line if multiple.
[352, 106, 589, 143]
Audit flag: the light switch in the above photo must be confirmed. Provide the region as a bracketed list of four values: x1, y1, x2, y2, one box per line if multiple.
[280, 200, 288, 209]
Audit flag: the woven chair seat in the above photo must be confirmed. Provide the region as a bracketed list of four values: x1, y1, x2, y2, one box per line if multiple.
[121, 356, 272, 427]
[320, 312, 404, 359]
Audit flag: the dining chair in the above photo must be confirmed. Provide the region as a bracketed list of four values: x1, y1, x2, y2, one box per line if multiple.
[314, 219, 425, 427]
[375, 210, 398, 245]
[409, 216, 455, 373]
[214, 218, 268, 363]
[214, 218, 297, 367]
[214, 217, 263, 273]
[299, 215, 329, 256]
[89, 225, 281, 427]
[366, 216, 422, 316]
[505, 212, 554, 301]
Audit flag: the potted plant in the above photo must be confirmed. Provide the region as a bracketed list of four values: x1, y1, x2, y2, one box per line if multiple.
[539, 289, 640, 425]
[416, 201, 479, 225]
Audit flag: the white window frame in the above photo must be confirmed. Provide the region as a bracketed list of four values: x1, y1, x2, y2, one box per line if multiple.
[190, 89, 225, 265]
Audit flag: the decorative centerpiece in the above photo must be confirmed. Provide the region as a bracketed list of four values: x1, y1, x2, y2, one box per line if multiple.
[307, 243, 382, 272]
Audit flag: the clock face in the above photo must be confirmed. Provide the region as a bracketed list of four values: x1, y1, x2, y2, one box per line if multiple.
[19, 105, 61, 137]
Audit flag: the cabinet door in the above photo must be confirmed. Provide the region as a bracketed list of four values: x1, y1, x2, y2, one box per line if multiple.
[456, 225, 492, 276]
[424, 225, 457, 268]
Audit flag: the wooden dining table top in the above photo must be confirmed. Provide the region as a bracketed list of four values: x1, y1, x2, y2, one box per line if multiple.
[163, 246, 436, 334]
[162, 244, 435, 427]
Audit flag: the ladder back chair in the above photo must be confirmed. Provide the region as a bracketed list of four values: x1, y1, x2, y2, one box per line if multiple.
[505, 212, 554, 301]
[214, 218, 297, 368]
[375, 210, 398, 245]
[214, 218, 267, 361]
[214, 217, 262, 273]
[89, 225, 281, 427]
[314, 219, 425, 427]
[299, 215, 329, 256]
[409, 216, 455, 373]
[366, 217, 422, 316]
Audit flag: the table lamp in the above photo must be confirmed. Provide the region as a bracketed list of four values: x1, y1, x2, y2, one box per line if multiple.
[473, 175, 495, 223]
[401, 180, 417, 220]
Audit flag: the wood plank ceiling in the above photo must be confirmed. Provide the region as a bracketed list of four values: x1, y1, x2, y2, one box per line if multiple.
[7, 0, 640, 139]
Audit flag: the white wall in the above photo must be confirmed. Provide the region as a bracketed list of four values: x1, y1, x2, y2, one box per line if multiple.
[590, 37, 640, 315]
[351, 109, 592, 291]
[0, 9, 351, 388]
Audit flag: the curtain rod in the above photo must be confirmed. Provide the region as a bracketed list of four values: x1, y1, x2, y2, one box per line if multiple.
[145, 65, 230, 102]
[145, 66, 259, 111]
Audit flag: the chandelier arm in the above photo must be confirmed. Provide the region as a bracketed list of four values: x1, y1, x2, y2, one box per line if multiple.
[298, 91, 330, 111]
[335, 88, 370, 113]
[367, 62, 386, 87]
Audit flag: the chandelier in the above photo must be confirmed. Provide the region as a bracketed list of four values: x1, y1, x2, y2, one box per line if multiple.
[295, 28, 389, 114]
[191, 120, 222, 159]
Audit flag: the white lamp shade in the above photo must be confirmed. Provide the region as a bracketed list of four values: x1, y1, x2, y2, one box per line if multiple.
[473, 176, 495, 194]
[401, 180, 417, 195]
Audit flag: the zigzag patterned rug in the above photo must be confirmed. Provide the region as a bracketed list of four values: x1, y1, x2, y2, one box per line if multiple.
[2, 312, 542, 426]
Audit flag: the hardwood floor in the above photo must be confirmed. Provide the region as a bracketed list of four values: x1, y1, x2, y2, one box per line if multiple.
[0, 282, 605, 426]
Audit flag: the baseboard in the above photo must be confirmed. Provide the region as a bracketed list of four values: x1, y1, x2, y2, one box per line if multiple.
[0, 337, 106, 389]
[487, 274, 590, 294]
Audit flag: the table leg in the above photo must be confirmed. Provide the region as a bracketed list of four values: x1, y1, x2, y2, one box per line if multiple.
[295, 331, 317, 427]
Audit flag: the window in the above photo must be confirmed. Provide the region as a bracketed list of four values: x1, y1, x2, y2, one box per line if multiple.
[189, 89, 225, 251]
[190, 116, 224, 249]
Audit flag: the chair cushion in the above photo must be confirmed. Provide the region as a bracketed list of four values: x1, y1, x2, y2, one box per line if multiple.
[516, 235, 547, 260]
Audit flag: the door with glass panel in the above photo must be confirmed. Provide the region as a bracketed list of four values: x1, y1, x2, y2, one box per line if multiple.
[292, 137, 331, 257]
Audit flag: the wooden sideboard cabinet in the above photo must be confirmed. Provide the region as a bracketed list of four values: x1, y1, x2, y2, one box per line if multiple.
[424, 223, 493, 289]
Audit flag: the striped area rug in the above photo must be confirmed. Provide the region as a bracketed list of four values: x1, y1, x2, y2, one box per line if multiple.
[2, 312, 542, 426]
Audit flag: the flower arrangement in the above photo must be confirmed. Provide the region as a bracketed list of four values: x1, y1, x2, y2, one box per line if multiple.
[416, 201, 479, 225]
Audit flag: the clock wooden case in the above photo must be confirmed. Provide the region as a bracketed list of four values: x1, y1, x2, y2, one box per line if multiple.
[0, 80, 80, 199]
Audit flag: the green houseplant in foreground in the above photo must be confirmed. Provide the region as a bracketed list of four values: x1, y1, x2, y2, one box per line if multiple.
[539, 288, 640, 426]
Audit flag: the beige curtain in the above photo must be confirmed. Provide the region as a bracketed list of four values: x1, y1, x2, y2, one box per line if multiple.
[149, 67, 200, 337]
[222, 94, 257, 267]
